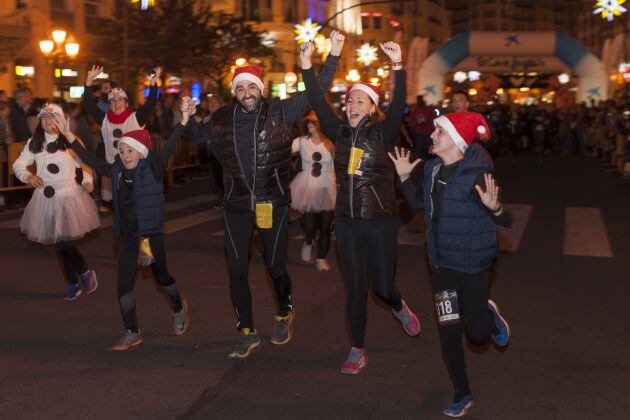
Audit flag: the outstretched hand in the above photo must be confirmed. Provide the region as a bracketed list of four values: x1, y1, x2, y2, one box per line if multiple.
[387, 147, 422, 182]
[379, 41, 402, 62]
[300, 41, 315, 69]
[329, 30, 345, 56]
[149, 66, 163, 86]
[475, 173, 501, 213]
[179, 96, 196, 125]
[53, 113, 70, 138]
[85, 65, 104, 86]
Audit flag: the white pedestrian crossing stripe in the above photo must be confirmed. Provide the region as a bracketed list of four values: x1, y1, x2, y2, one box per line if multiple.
[563, 207, 613, 258]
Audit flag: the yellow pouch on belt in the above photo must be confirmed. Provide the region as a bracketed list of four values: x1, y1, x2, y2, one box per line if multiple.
[139, 237, 155, 266]
[347, 146, 365, 175]
[255, 202, 273, 229]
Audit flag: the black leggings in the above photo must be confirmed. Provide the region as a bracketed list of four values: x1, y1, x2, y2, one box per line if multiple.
[55, 241, 88, 285]
[117, 233, 182, 332]
[335, 217, 403, 348]
[301, 210, 334, 259]
[224, 206, 293, 331]
[433, 268, 492, 400]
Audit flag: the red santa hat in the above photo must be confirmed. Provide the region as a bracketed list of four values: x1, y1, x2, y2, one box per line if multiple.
[433, 112, 490, 153]
[232, 66, 265, 93]
[119, 129, 152, 158]
[345, 82, 380, 105]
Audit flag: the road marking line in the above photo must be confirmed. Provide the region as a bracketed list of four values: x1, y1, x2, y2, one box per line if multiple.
[563, 207, 613, 258]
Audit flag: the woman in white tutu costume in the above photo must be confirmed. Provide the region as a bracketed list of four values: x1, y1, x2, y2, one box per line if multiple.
[13, 103, 100, 301]
[290, 112, 336, 271]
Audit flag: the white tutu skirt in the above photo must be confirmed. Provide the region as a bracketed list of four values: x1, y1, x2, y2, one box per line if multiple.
[20, 185, 100, 245]
[290, 171, 336, 212]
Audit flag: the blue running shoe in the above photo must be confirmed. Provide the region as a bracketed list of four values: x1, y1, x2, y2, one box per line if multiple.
[63, 283, 82, 301]
[443, 394, 474, 417]
[488, 299, 510, 347]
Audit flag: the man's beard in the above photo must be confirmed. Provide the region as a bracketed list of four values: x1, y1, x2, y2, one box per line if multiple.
[239, 95, 261, 113]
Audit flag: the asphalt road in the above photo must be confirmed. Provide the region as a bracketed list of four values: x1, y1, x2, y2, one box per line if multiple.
[1, 152, 628, 419]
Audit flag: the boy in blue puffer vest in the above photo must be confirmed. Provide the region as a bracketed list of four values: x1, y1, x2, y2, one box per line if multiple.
[389, 112, 511, 418]
[59, 97, 195, 350]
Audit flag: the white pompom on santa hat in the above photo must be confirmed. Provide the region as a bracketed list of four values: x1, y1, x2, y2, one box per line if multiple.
[119, 129, 152, 158]
[433, 112, 490, 153]
[232, 65, 265, 94]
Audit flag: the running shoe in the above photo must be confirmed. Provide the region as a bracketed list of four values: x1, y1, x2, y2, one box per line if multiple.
[488, 299, 510, 347]
[80, 270, 98, 294]
[112, 330, 143, 351]
[443, 394, 474, 417]
[172, 301, 189, 336]
[301, 241, 313, 263]
[270, 312, 293, 345]
[340, 347, 367, 375]
[315, 258, 331, 271]
[228, 329, 260, 359]
[393, 299, 421, 336]
[63, 283, 82, 301]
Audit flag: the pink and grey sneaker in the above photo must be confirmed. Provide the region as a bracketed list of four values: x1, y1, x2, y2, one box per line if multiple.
[62, 283, 82, 301]
[340, 347, 367, 375]
[393, 299, 421, 336]
[80, 270, 98, 294]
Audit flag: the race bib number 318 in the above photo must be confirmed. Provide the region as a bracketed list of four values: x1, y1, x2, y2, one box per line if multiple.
[434, 290, 460, 325]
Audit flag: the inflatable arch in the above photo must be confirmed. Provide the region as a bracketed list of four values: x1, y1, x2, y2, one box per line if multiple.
[418, 32, 608, 105]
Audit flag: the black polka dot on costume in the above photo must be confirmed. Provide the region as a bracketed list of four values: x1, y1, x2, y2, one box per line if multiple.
[43, 186, 55, 198]
[312, 162, 322, 171]
[113, 129, 123, 138]
[113, 140, 119, 149]
[47, 163, 59, 174]
[46, 143, 58, 154]
[312, 152, 322, 162]
[311, 168, 322, 177]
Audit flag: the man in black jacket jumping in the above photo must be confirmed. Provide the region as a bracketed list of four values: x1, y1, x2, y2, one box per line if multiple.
[187, 31, 345, 359]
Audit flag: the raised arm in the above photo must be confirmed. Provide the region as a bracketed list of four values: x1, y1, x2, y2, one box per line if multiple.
[68, 138, 94, 188]
[136, 66, 162, 126]
[379, 42, 407, 150]
[301, 42, 342, 142]
[283, 31, 345, 125]
[55, 114, 112, 177]
[83, 65, 106, 123]
[157, 96, 194, 171]
[388, 147, 423, 214]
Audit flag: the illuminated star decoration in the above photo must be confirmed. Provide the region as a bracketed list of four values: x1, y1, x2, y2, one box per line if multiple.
[131, 0, 155, 10]
[593, 0, 627, 22]
[294, 18, 322, 44]
[504, 34, 519, 46]
[356, 43, 378, 66]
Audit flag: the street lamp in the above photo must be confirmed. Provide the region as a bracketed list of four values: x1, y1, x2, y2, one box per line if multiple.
[39, 29, 80, 95]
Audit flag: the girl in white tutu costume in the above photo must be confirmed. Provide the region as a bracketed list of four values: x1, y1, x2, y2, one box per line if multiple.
[290, 112, 336, 271]
[13, 103, 100, 301]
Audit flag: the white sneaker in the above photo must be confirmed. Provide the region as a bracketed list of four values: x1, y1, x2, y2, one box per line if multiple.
[301, 241, 313, 263]
[315, 258, 331, 271]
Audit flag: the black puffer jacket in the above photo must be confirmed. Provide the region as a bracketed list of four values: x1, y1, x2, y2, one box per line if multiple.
[211, 100, 292, 211]
[302, 67, 407, 220]
[334, 117, 396, 219]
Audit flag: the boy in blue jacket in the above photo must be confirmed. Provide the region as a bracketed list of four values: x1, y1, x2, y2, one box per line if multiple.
[389, 112, 511, 418]
[57, 97, 195, 350]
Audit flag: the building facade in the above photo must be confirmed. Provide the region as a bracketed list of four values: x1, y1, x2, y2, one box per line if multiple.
[0, 0, 114, 98]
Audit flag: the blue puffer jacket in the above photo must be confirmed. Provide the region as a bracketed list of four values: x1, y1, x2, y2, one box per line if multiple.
[423, 144, 498, 273]
[111, 154, 164, 238]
